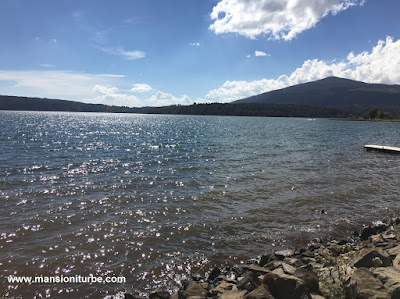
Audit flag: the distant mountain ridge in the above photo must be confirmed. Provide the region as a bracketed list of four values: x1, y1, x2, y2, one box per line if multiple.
[233, 77, 400, 108]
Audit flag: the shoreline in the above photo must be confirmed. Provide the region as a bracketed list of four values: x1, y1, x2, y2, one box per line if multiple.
[125, 216, 400, 299]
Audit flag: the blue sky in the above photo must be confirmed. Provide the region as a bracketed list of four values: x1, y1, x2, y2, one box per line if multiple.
[0, 0, 400, 107]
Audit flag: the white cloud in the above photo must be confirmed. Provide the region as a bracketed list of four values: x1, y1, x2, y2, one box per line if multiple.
[147, 91, 192, 106]
[99, 47, 146, 60]
[93, 85, 118, 94]
[210, 0, 365, 40]
[131, 83, 152, 93]
[0, 70, 124, 99]
[205, 36, 400, 102]
[189, 42, 200, 46]
[84, 92, 142, 107]
[255, 50, 268, 57]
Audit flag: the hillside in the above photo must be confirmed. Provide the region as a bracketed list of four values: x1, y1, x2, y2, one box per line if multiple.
[0, 95, 141, 113]
[233, 77, 400, 111]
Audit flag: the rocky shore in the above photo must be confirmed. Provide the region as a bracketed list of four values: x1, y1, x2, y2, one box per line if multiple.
[126, 217, 400, 299]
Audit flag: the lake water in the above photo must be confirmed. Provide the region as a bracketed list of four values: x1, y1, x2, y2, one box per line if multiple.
[1, 111, 400, 297]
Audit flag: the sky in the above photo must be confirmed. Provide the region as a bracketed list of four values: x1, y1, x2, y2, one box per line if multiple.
[0, 0, 400, 107]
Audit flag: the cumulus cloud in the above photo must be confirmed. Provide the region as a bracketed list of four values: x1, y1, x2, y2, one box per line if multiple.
[189, 42, 200, 46]
[148, 91, 192, 106]
[205, 36, 400, 102]
[210, 0, 365, 40]
[131, 83, 152, 93]
[255, 50, 269, 57]
[94, 85, 118, 94]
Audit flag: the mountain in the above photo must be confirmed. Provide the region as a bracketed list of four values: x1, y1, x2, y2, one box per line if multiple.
[233, 77, 400, 110]
[0, 95, 141, 113]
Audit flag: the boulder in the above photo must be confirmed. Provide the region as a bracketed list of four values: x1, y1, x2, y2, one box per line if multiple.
[178, 282, 207, 299]
[361, 224, 388, 241]
[274, 249, 295, 260]
[281, 263, 297, 275]
[208, 267, 221, 282]
[350, 268, 390, 299]
[394, 253, 400, 271]
[373, 267, 400, 299]
[245, 286, 274, 299]
[294, 268, 320, 294]
[237, 271, 260, 292]
[263, 269, 311, 299]
[354, 249, 392, 268]
[387, 245, 400, 258]
[219, 288, 248, 299]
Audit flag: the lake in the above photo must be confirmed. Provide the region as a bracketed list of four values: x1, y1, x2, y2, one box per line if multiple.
[1, 111, 399, 297]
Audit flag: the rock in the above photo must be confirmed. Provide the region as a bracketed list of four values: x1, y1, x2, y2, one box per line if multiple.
[149, 290, 170, 299]
[245, 286, 274, 299]
[125, 294, 136, 299]
[361, 224, 388, 241]
[209, 282, 235, 295]
[179, 282, 207, 299]
[387, 245, 400, 257]
[274, 249, 295, 260]
[294, 268, 320, 294]
[170, 294, 179, 299]
[237, 272, 260, 292]
[393, 253, 400, 271]
[350, 268, 390, 299]
[373, 267, 400, 299]
[259, 254, 271, 267]
[263, 270, 311, 299]
[282, 263, 297, 275]
[242, 264, 271, 274]
[219, 289, 248, 299]
[354, 249, 392, 268]
[208, 267, 221, 282]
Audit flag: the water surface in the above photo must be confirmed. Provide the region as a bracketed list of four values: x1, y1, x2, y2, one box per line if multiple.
[1, 111, 399, 297]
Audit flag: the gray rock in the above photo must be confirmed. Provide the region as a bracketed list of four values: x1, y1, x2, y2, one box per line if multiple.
[237, 271, 260, 292]
[282, 263, 297, 275]
[242, 264, 271, 274]
[354, 249, 392, 268]
[263, 269, 311, 299]
[245, 286, 274, 299]
[373, 267, 400, 299]
[178, 282, 207, 299]
[350, 268, 390, 299]
[294, 268, 320, 294]
[259, 254, 271, 267]
[275, 249, 295, 260]
[361, 225, 388, 241]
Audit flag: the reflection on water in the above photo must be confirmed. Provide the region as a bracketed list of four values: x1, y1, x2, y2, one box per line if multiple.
[0, 111, 400, 297]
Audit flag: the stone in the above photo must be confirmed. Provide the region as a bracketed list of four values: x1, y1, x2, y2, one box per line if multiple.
[219, 288, 248, 299]
[259, 254, 271, 267]
[149, 290, 170, 299]
[209, 282, 235, 295]
[125, 294, 136, 299]
[237, 272, 260, 292]
[179, 282, 207, 299]
[354, 249, 392, 268]
[170, 294, 179, 299]
[361, 225, 388, 241]
[282, 263, 297, 275]
[274, 249, 295, 260]
[208, 267, 221, 282]
[294, 268, 320, 294]
[241, 264, 271, 274]
[373, 267, 400, 299]
[263, 270, 311, 299]
[387, 245, 400, 257]
[245, 286, 274, 299]
[393, 253, 400, 271]
[350, 268, 390, 299]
